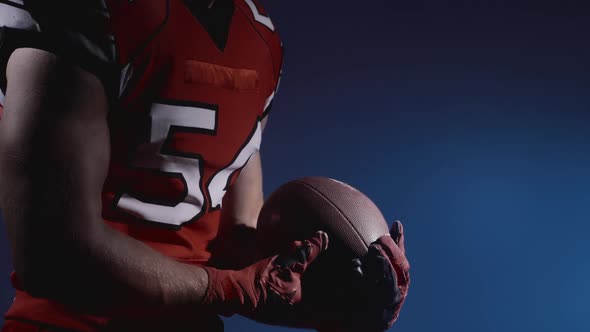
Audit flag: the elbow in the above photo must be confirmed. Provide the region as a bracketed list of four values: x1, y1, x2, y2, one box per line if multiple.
[13, 224, 104, 303]
[14, 244, 79, 300]
[16, 258, 61, 299]
[11, 251, 59, 300]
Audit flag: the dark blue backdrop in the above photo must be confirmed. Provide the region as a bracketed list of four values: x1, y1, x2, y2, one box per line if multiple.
[2, 1, 589, 331]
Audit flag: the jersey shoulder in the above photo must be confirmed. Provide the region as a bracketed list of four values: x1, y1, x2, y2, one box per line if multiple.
[0, 1, 171, 100]
[0, 0, 119, 97]
[235, 0, 283, 86]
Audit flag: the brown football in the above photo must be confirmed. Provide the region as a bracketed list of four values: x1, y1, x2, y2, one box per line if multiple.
[257, 176, 390, 258]
[255, 177, 391, 327]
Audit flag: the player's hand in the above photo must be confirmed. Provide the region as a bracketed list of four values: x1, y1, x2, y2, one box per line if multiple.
[202, 231, 329, 316]
[351, 221, 410, 332]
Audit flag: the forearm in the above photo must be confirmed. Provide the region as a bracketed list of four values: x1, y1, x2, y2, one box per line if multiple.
[78, 224, 210, 318]
[210, 151, 265, 269]
[0, 48, 210, 319]
[4, 198, 210, 319]
[2, 182, 210, 319]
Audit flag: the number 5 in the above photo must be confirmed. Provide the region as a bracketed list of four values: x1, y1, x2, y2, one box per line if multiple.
[116, 102, 215, 226]
[115, 101, 262, 228]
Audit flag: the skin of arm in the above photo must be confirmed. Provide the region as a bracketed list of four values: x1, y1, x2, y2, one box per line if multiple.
[0, 48, 212, 318]
[212, 118, 269, 270]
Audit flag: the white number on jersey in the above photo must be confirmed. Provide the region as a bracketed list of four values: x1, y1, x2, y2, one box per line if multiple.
[116, 101, 261, 227]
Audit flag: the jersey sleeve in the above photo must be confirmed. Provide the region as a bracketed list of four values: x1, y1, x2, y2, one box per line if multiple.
[239, 0, 283, 120]
[0, 0, 119, 100]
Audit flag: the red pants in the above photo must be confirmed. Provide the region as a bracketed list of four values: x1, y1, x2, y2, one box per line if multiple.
[2, 319, 71, 332]
[2, 317, 225, 332]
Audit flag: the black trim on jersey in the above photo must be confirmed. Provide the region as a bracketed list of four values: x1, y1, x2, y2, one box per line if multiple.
[96, 6, 110, 19]
[178, 149, 209, 229]
[207, 163, 245, 213]
[108, 205, 197, 232]
[0, 0, 25, 9]
[206, 115, 262, 211]
[110, 0, 170, 103]
[0, 27, 118, 100]
[117, 168, 189, 208]
[155, 98, 219, 114]
[236, 5, 278, 81]
[262, 99, 273, 119]
[117, 60, 142, 101]
[112, 98, 218, 230]
[183, 0, 235, 51]
[161, 125, 217, 160]
[126, 0, 170, 64]
[155, 99, 219, 156]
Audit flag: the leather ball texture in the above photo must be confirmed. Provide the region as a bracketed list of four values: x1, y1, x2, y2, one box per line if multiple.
[257, 176, 389, 258]
[255, 177, 391, 328]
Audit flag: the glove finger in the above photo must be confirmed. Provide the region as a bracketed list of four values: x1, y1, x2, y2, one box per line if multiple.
[370, 244, 407, 329]
[365, 246, 402, 305]
[352, 247, 403, 331]
[365, 246, 390, 282]
[373, 239, 410, 290]
[303, 231, 329, 265]
[351, 258, 364, 278]
[390, 220, 406, 255]
[287, 231, 329, 273]
[274, 231, 329, 273]
[377, 235, 409, 272]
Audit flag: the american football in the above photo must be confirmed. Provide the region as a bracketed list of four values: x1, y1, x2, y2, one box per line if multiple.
[256, 177, 393, 327]
[0, 2, 409, 331]
[258, 177, 390, 257]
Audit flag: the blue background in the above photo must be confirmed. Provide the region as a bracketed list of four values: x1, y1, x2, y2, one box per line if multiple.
[2, 1, 590, 331]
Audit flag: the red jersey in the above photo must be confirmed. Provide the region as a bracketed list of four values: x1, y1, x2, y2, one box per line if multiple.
[0, 0, 283, 330]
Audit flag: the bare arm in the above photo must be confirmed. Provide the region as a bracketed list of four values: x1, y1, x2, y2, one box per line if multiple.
[220, 142, 266, 230]
[212, 119, 268, 269]
[0, 48, 209, 317]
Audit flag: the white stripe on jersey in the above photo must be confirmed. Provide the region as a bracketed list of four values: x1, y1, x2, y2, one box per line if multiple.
[119, 62, 134, 97]
[244, 0, 275, 31]
[0, 2, 39, 31]
[69, 31, 115, 63]
[264, 91, 275, 114]
[5, 0, 24, 6]
[208, 121, 262, 209]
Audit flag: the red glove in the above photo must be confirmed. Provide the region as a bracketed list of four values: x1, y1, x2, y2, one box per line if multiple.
[371, 220, 410, 328]
[318, 221, 410, 332]
[201, 231, 329, 316]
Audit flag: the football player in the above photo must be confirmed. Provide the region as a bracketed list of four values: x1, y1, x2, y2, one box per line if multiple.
[0, 1, 410, 331]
